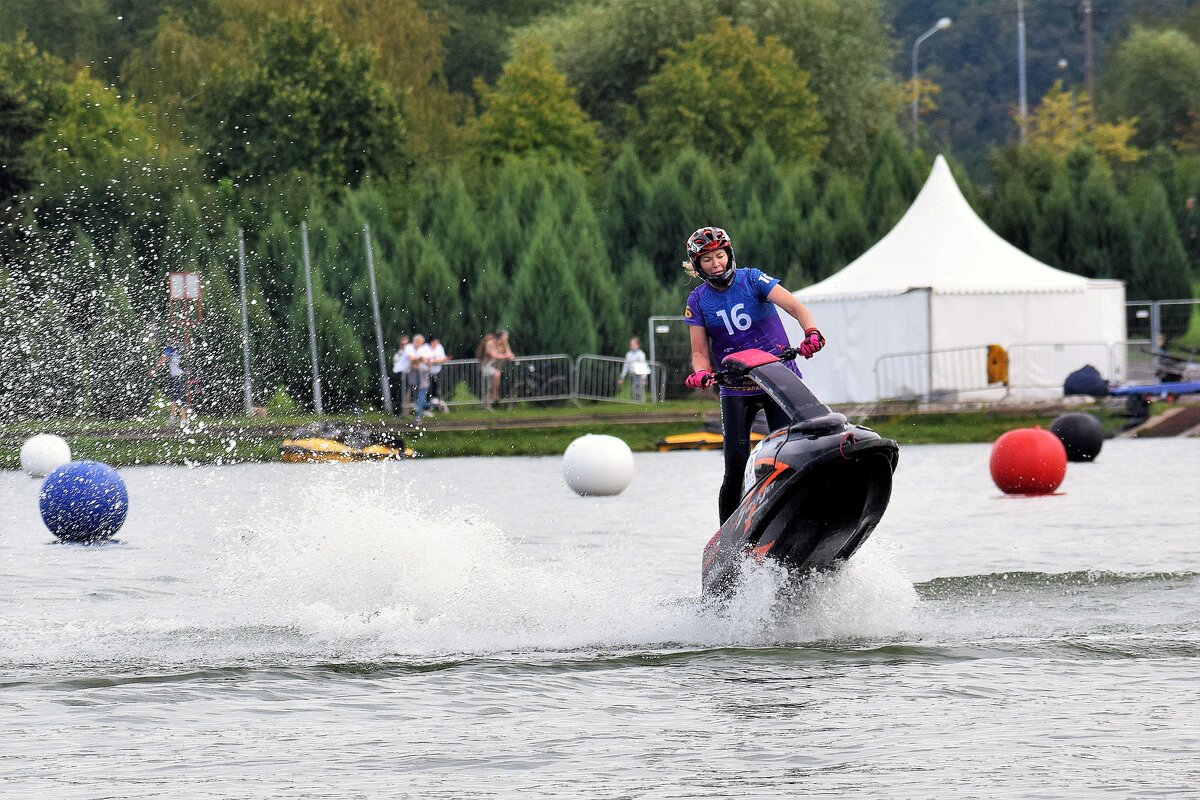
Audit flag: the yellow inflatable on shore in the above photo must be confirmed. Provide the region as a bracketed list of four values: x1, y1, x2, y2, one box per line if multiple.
[655, 431, 763, 452]
[279, 422, 414, 463]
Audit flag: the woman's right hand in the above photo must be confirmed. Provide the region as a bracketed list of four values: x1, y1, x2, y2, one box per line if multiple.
[685, 370, 714, 389]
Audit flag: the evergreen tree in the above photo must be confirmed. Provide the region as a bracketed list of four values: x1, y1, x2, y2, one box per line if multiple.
[766, 186, 805, 284]
[864, 125, 919, 211]
[399, 224, 466, 352]
[285, 268, 369, 412]
[734, 137, 786, 215]
[1132, 182, 1194, 332]
[248, 211, 298, 318]
[861, 160, 907, 241]
[488, 157, 547, 230]
[821, 173, 869, 269]
[644, 148, 731, 281]
[244, 280, 286, 409]
[621, 251, 663, 344]
[545, 162, 591, 227]
[600, 144, 653, 263]
[189, 262, 254, 417]
[470, 257, 510, 342]
[404, 167, 443, 233]
[505, 213, 596, 356]
[1072, 168, 1134, 280]
[1032, 173, 1076, 270]
[84, 274, 155, 419]
[801, 206, 839, 283]
[9, 291, 84, 419]
[485, 199, 525, 280]
[1064, 146, 1097, 196]
[429, 164, 485, 291]
[989, 175, 1039, 254]
[0, 79, 41, 201]
[786, 163, 818, 217]
[565, 202, 628, 354]
[736, 198, 774, 270]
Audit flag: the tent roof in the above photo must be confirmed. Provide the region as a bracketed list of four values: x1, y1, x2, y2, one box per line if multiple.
[797, 155, 1100, 300]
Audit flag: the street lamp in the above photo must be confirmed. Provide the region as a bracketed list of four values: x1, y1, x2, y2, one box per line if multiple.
[912, 16, 952, 141]
[1018, 0, 1027, 143]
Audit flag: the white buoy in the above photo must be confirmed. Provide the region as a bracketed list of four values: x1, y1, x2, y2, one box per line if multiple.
[562, 434, 634, 496]
[20, 434, 72, 478]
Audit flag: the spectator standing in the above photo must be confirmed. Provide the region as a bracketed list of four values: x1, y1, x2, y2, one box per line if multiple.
[428, 335, 450, 412]
[150, 338, 188, 421]
[618, 336, 649, 403]
[392, 335, 411, 415]
[413, 334, 435, 422]
[477, 333, 500, 410]
[405, 334, 428, 420]
[492, 329, 516, 402]
[402, 335, 423, 412]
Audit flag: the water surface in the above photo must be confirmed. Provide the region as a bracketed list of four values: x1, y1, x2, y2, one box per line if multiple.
[2, 439, 1197, 797]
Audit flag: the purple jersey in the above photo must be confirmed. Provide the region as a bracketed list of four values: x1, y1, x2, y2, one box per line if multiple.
[685, 268, 800, 395]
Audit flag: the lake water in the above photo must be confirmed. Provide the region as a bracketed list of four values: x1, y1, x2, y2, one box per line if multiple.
[1, 439, 1198, 798]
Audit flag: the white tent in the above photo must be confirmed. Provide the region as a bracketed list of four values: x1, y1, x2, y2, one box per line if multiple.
[778, 155, 1126, 404]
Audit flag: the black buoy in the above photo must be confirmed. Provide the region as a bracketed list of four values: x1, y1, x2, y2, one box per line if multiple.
[1049, 412, 1105, 462]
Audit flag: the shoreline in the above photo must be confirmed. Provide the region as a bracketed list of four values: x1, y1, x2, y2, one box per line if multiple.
[2, 398, 1177, 469]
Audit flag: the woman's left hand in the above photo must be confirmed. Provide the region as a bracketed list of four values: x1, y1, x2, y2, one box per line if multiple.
[799, 328, 825, 358]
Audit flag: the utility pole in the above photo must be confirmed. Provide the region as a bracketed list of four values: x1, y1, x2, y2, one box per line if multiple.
[300, 221, 324, 415]
[1083, 0, 1094, 110]
[1018, 0, 1028, 144]
[363, 223, 393, 415]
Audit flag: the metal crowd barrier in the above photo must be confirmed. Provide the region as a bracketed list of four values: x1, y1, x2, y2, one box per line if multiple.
[432, 354, 574, 407]
[874, 346, 997, 402]
[873, 340, 1165, 402]
[573, 355, 664, 403]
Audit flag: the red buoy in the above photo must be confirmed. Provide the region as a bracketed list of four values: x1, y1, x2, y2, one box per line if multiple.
[989, 426, 1067, 495]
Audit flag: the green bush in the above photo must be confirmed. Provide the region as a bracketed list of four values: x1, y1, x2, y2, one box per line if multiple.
[266, 386, 299, 416]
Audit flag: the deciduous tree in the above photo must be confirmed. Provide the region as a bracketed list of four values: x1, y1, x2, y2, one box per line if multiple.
[633, 18, 825, 167]
[1023, 80, 1142, 166]
[1107, 26, 1200, 151]
[468, 39, 600, 172]
[196, 16, 404, 188]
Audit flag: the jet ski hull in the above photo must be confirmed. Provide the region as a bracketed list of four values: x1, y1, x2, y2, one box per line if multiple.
[700, 350, 899, 596]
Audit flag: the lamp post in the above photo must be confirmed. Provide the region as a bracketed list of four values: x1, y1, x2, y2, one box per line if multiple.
[912, 17, 952, 141]
[1018, 0, 1028, 143]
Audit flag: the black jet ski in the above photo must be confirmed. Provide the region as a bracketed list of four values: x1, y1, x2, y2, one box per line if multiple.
[701, 348, 900, 596]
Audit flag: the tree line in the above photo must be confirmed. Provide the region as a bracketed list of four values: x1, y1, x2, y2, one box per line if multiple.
[0, 1, 1196, 419]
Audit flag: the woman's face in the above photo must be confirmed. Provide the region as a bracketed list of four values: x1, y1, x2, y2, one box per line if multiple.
[698, 248, 729, 277]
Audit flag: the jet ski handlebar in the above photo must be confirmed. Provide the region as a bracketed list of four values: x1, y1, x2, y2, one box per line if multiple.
[711, 348, 800, 387]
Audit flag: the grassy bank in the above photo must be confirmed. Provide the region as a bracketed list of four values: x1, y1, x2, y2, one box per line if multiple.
[0, 401, 1146, 469]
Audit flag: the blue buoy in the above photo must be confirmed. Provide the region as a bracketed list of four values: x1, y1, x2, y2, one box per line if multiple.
[38, 460, 128, 542]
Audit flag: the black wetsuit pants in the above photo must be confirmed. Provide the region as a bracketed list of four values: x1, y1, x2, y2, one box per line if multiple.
[719, 392, 790, 524]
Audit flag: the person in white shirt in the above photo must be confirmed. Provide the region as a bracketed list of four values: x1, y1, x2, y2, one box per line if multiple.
[392, 335, 411, 415]
[618, 336, 650, 403]
[427, 335, 449, 412]
[412, 334, 435, 422]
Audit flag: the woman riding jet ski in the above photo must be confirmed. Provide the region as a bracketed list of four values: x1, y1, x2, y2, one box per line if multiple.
[701, 348, 900, 595]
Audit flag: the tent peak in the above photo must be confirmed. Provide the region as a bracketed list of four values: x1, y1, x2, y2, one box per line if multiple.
[797, 152, 1095, 297]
